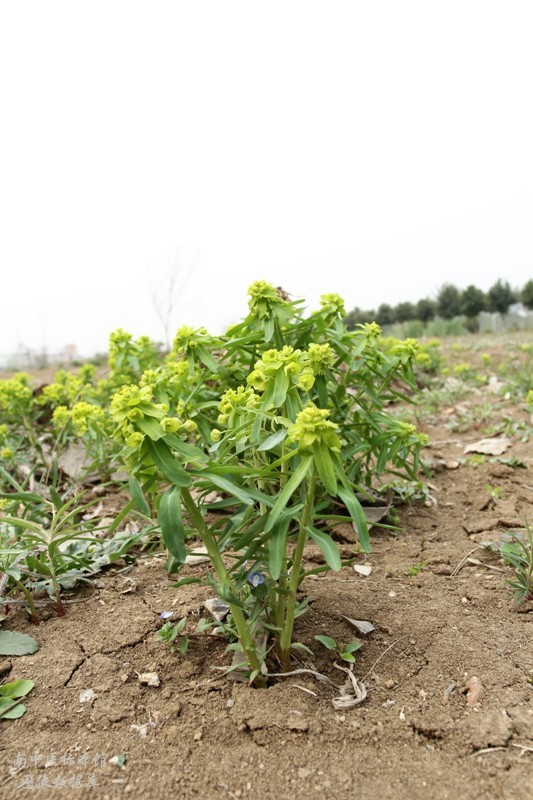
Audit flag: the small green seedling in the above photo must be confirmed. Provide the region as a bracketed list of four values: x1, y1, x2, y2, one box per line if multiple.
[0, 679, 34, 720]
[406, 560, 424, 576]
[500, 524, 533, 604]
[156, 617, 189, 655]
[156, 614, 216, 655]
[315, 634, 362, 663]
[486, 483, 504, 500]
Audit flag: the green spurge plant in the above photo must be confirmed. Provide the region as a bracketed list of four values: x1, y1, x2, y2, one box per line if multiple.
[112, 282, 427, 686]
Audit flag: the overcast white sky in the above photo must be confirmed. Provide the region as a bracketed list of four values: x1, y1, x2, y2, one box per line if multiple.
[1, 1, 532, 357]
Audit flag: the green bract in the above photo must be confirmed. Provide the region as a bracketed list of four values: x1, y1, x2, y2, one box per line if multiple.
[287, 403, 341, 453]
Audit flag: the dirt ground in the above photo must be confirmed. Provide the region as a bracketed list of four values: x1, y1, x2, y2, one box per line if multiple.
[1, 341, 532, 800]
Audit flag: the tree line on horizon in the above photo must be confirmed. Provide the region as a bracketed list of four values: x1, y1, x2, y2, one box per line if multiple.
[345, 278, 533, 331]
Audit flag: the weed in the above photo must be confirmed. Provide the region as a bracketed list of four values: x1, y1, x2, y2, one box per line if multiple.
[315, 634, 363, 664]
[500, 525, 533, 604]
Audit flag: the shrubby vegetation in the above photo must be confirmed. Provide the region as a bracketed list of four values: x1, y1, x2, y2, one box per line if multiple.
[346, 277, 531, 332]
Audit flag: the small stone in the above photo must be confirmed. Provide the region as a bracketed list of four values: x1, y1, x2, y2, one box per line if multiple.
[137, 672, 160, 687]
[226, 699, 235, 708]
[461, 597, 469, 605]
[79, 689, 96, 704]
[298, 768, 312, 779]
[193, 729, 203, 741]
[384, 679, 395, 689]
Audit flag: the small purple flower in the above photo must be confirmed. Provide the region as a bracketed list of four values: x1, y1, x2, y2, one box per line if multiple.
[247, 571, 265, 588]
[160, 610, 174, 620]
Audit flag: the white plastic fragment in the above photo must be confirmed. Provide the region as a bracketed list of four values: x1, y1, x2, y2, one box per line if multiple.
[137, 672, 160, 687]
[342, 616, 375, 636]
[353, 564, 372, 576]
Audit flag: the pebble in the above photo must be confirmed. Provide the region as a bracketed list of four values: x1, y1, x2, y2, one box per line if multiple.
[384, 679, 395, 689]
[226, 699, 235, 708]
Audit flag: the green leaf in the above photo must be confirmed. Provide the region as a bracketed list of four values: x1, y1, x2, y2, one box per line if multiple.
[0, 632, 39, 657]
[200, 472, 254, 506]
[146, 439, 191, 487]
[290, 642, 315, 655]
[340, 652, 356, 663]
[313, 442, 337, 496]
[315, 375, 329, 407]
[0, 679, 35, 698]
[315, 634, 337, 650]
[264, 316, 275, 342]
[49, 487, 63, 511]
[128, 476, 151, 516]
[272, 369, 290, 408]
[337, 485, 371, 553]
[308, 526, 341, 571]
[171, 576, 202, 588]
[343, 641, 362, 654]
[269, 516, 291, 580]
[0, 491, 43, 504]
[0, 701, 27, 719]
[258, 428, 287, 452]
[159, 487, 186, 563]
[137, 416, 165, 440]
[265, 455, 312, 533]
[162, 433, 207, 464]
[0, 516, 42, 534]
[195, 344, 219, 373]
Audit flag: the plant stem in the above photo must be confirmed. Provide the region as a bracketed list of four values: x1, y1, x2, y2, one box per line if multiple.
[181, 487, 265, 686]
[278, 466, 316, 670]
[12, 579, 40, 625]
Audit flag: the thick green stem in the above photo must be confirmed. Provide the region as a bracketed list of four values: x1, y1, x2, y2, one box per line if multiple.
[278, 467, 316, 670]
[181, 488, 265, 685]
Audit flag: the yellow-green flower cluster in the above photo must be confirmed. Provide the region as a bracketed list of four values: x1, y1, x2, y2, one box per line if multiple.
[172, 325, 209, 356]
[0, 375, 33, 417]
[53, 402, 107, 436]
[287, 403, 341, 453]
[0, 447, 15, 461]
[361, 321, 382, 341]
[111, 384, 196, 450]
[395, 421, 429, 446]
[108, 329, 160, 385]
[39, 374, 85, 408]
[216, 386, 260, 429]
[394, 338, 419, 358]
[247, 280, 288, 320]
[307, 343, 335, 375]
[319, 293, 346, 318]
[247, 346, 315, 394]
